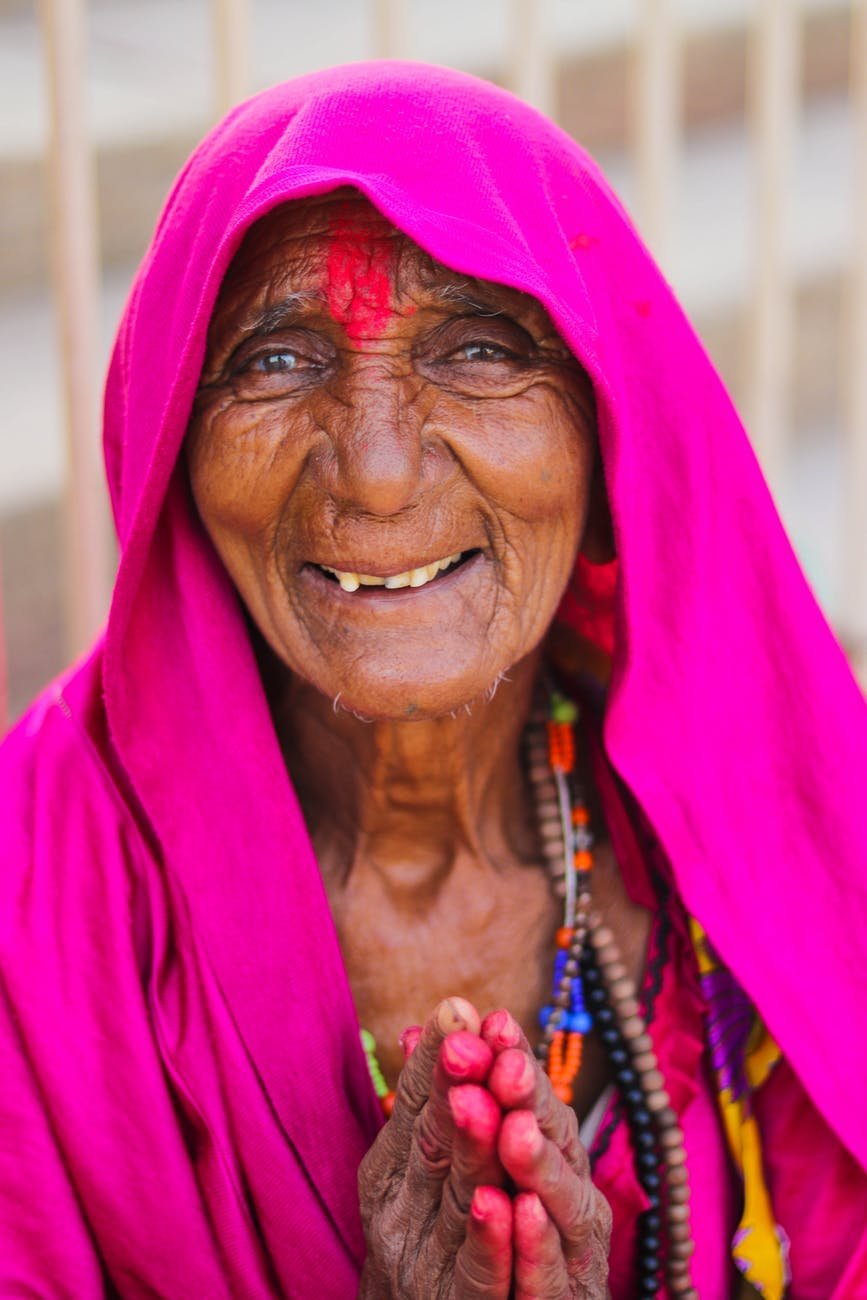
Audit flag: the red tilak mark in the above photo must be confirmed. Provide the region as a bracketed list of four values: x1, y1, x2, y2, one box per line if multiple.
[634, 298, 653, 318]
[569, 232, 600, 250]
[325, 209, 394, 343]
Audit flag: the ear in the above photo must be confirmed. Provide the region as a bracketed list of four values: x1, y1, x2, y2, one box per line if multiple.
[579, 454, 616, 563]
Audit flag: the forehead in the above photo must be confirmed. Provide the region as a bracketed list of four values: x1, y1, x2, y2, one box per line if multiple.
[217, 187, 548, 324]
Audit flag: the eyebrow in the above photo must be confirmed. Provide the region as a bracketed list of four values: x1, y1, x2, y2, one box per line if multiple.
[242, 290, 324, 335]
[425, 281, 510, 317]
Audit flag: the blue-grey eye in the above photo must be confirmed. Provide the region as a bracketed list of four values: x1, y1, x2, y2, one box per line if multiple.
[254, 350, 300, 372]
[455, 342, 511, 362]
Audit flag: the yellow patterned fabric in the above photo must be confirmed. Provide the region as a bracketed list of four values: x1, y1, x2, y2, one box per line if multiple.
[689, 919, 790, 1298]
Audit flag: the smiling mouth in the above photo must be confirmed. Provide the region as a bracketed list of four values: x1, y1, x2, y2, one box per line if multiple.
[313, 549, 479, 592]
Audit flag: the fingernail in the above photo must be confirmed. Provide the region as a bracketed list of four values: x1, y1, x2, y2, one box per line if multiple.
[441, 1031, 493, 1079]
[436, 997, 480, 1035]
[448, 1087, 474, 1130]
[399, 1026, 422, 1058]
[508, 1110, 544, 1158]
[481, 1008, 522, 1050]
[448, 1084, 500, 1137]
[515, 1191, 546, 1225]
[506, 1051, 535, 1091]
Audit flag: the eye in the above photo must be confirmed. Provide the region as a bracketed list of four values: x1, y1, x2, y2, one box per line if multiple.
[449, 341, 515, 363]
[224, 331, 332, 400]
[248, 348, 303, 373]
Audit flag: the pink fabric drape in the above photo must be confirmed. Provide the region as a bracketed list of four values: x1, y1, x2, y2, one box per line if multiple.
[1, 62, 866, 1296]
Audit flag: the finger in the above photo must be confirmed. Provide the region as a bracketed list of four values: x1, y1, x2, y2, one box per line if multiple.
[513, 1192, 572, 1300]
[499, 1110, 601, 1267]
[489, 1048, 585, 1170]
[400, 1025, 423, 1059]
[388, 998, 481, 1154]
[424, 1085, 505, 1260]
[480, 1008, 526, 1056]
[403, 1035, 495, 1213]
[451, 1186, 513, 1300]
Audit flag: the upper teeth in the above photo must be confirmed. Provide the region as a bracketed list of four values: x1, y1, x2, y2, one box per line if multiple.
[321, 553, 464, 593]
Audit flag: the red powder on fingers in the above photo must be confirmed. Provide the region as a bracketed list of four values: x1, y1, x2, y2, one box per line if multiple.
[471, 1185, 511, 1223]
[399, 1025, 422, 1058]
[325, 208, 394, 342]
[514, 1191, 547, 1230]
[488, 1046, 536, 1108]
[480, 1008, 523, 1053]
[440, 1029, 494, 1082]
[468, 1186, 513, 1262]
[500, 1108, 544, 1163]
[448, 1084, 501, 1141]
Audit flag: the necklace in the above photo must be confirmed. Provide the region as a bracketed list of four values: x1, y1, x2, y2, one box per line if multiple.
[360, 688, 696, 1299]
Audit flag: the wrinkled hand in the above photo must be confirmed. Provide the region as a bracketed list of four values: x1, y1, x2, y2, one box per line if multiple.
[358, 997, 512, 1298]
[357, 999, 611, 1299]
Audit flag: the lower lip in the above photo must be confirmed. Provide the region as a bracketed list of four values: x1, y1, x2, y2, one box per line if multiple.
[299, 552, 485, 607]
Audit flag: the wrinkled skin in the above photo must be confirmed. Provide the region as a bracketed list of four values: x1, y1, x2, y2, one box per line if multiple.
[188, 190, 605, 722]
[358, 999, 612, 1299]
[188, 191, 625, 1298]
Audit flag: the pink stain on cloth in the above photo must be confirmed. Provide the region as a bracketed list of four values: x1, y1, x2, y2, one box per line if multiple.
[1, 62, 866, 1297]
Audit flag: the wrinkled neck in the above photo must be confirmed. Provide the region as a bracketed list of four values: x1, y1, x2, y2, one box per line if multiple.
[262, 646, 544, 900]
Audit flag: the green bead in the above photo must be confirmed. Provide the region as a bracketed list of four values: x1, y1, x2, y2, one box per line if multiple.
[361, 1027, 390, 1098]
[360, 1028, 376, 1053]
[551, 694, 578, 724]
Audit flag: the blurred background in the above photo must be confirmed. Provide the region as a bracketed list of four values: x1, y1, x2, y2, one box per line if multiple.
[1, 0, 865, 727]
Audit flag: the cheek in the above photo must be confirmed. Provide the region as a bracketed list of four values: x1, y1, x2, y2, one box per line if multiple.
[453, 393, 592, 530]
[186, 414, 295, 551]
[324, 208, 395, 343]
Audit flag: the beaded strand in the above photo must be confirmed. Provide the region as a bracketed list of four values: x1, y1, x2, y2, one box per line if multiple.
[526, 690, 696, 1297]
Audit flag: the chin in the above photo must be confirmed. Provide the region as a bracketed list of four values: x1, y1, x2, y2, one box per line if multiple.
[306, 655, 516, 723]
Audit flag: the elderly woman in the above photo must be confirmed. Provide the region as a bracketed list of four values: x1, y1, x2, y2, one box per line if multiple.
[2, 62, 866, 1300]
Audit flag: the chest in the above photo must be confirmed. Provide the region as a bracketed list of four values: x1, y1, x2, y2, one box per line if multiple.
[327, 839, 653, 1111]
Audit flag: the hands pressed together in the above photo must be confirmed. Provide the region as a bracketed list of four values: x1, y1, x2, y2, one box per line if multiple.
[358, 998, 612, 1300]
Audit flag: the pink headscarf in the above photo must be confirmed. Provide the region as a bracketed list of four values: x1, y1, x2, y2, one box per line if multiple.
[2, 61, 866, 1296]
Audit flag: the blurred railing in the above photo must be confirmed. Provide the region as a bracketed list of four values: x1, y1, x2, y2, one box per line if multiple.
[1, 0, 865, 732]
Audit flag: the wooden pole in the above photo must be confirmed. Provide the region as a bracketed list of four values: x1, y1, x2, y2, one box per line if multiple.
[212, 0, 252, 117]
[0, 545, 7, 734]
[844, 0, 867, 661]
[509, 0, 554, 118]
[39, 0, 111, 657]
[748, 0, 800, 489]
[634, 0, 681, 266]
[372, 0, 408, 60]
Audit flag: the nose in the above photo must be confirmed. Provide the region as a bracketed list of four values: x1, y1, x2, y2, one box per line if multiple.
[327, 369, 424, 517]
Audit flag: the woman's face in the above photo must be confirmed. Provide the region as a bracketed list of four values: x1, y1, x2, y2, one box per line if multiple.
[187, 191, 601, 720]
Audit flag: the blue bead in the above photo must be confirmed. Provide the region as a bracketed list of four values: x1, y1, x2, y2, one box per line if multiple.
[570, 1011, 592, 1033]
[538, 1005, 553, 1028]
[554, 951, 567, 979]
